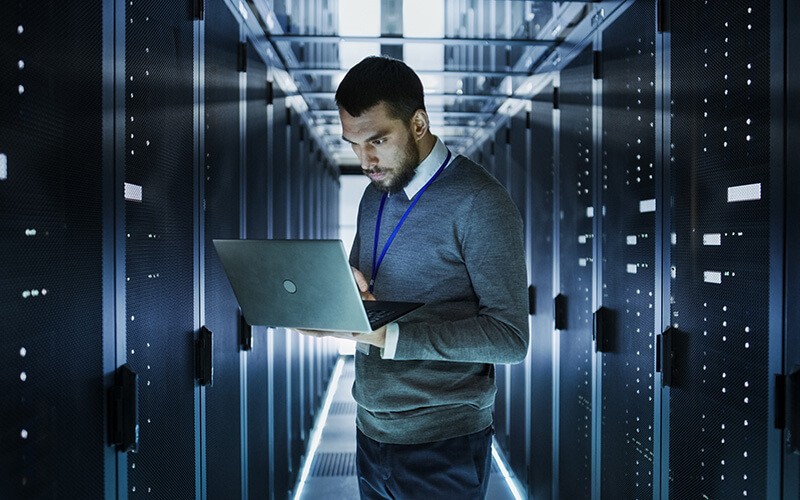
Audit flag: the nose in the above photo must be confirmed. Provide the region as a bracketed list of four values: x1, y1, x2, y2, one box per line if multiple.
[360, 148, 377, 171]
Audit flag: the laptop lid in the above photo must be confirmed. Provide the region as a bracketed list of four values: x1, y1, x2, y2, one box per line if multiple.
[212, 239, 421, 333]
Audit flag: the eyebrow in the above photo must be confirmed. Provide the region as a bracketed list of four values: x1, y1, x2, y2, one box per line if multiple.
[341, 129, 391, 145]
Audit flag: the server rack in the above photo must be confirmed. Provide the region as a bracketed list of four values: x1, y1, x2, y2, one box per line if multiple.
[123, 0, 198, 495]
[1, 1, 340, 498]
[0, 3, 108, 497]
[469, 1, 793, 498]
[556, 43, 595, 500]
[3, 0, 798, 498]
[597, 2, 657, 498]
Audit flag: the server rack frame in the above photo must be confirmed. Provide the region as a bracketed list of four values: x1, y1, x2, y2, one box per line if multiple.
[784, 0, 800, 496]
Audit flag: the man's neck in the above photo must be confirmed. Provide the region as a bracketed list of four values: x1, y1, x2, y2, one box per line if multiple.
[416, 133, 436, 161]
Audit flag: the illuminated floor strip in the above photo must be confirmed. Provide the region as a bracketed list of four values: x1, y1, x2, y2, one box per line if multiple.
[491, 440, 525, 500]
[292, 355, 346, 500]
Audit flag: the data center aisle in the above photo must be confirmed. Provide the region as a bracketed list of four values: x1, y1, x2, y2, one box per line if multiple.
[297, 356, 520, 500]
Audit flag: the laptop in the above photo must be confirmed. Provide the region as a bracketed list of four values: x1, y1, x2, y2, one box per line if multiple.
[212, 239, 423, 333]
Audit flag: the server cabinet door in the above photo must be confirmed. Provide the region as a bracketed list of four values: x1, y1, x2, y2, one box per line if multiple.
[245, 43, 272, 500]
[666, 1, 782, 498]
[124, 1, 198, 496]
[557, 45, 595, 500]
[528, 84, 556, 499]
[599, 1, 657, 497]
[0, 4, 106, 497]
[204, 0, 243, 497]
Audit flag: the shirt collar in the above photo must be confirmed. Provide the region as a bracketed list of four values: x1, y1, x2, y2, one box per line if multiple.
[402, 137, 452, 199]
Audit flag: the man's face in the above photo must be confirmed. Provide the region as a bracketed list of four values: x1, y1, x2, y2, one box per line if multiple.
[339, 102, 421, 194]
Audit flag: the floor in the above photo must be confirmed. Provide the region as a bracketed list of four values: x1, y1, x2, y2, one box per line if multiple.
[296, 356, 521, 500]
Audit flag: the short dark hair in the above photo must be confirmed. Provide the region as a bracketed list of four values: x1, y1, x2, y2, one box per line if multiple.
[335, 56, 425, 123]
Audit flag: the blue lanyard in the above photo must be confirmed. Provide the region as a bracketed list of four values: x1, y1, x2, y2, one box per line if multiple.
[370, 150, 451, 293]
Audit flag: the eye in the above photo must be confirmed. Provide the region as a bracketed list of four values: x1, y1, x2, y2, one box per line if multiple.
[372, 138, 386, 146]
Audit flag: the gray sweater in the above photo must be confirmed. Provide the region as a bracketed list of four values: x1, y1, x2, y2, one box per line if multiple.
[349, 154, 529, 444]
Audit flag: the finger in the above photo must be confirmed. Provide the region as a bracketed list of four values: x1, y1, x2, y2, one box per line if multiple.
[351, 266, 369, 293]
[296, 329, 328, 338]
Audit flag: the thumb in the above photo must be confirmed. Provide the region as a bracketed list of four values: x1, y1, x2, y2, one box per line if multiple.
[351, 266, 369, 292]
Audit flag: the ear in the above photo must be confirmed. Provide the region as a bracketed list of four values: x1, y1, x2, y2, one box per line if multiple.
[410, 110, 429, 141]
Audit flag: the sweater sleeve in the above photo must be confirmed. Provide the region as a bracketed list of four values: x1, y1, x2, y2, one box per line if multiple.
[392, 183, 530, 364]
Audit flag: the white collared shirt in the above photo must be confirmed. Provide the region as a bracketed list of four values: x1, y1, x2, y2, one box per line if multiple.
[402, 137, 454, 199]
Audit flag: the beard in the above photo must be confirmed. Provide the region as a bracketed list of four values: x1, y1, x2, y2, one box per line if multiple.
[366, 133, 420, 194]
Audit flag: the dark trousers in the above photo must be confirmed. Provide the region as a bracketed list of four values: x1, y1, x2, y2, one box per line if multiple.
[356, 426, 494, 500]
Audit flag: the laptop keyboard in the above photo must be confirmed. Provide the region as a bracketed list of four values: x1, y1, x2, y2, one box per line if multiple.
[366, 308, 393, 325]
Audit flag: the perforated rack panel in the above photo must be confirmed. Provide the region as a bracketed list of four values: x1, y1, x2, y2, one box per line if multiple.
[668, 1, 773, 497]
[0, 3, 105, 497]
[557, 44, 595, 500]
[600, 1, 657, 497]
[124, 0, 197, 496]
[204, 0, 243, 496]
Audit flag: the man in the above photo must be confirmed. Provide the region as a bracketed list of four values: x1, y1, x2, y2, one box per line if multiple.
[301, 56, 529, 499]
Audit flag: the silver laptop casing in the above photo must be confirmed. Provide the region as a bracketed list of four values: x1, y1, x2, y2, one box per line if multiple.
[213, 239, 394, 333]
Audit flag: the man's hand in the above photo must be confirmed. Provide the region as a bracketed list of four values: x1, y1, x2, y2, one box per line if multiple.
[351, 266, 375, 301]
[297, 325, 387, 348]
[297, 266, 385, 346]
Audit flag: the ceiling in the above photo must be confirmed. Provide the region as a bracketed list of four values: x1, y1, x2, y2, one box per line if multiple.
[246, 0, 597, 171]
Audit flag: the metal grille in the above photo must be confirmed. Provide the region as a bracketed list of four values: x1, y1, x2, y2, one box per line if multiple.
[669, 1, 772, 498]
[329, 401, 357, 416]
[310, 452, 356, 477]
[0, 3, 105, 497]
[124, 0, 197, 496]
[528, 83, 555, 499]
[557, 45, 594, 500]
[599, 1, 657, 498]
[204, 0, 243, 496]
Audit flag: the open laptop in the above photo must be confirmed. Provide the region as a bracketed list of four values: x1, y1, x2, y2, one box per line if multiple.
[212, 239, 423, 333]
